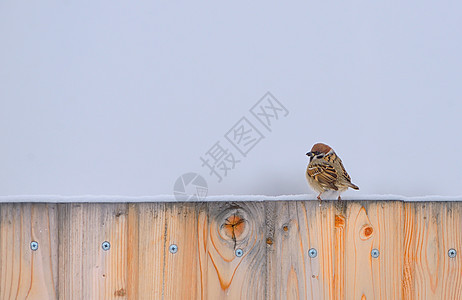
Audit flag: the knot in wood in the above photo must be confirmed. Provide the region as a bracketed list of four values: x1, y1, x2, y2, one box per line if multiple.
[359, 224, 374, 240]
[266, 237, 273, 245]
[222, 214, 246, 240]
[115, 210, 125, 218]
[114, 288, 126, 296]
[335, 215, 345, 228]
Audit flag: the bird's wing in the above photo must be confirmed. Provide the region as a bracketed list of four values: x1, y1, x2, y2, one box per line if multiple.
[337, 158, 359, 189]
[307, 162, 338, 190]
[337, 159, 352, 182]
[324, 153, 352, 183]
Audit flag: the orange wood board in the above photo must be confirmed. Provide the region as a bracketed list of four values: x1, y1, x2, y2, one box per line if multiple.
[1, 201, 461, 299]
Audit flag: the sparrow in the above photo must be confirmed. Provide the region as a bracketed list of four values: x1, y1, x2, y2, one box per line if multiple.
[306, 143, 359, 202]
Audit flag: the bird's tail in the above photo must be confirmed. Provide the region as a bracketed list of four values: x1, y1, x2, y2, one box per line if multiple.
[348, 183, 359, 190]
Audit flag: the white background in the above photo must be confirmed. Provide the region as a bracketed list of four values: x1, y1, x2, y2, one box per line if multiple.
[1, 2, 461, 197]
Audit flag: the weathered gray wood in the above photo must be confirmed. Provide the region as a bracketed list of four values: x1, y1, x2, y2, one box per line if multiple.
[266, 201, 337, 300]
[130, 202, 166, 299]
[58, 203, 128, 299]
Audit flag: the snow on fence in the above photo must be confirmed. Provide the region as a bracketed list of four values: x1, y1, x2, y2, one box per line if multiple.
[0, 199, 461, 299]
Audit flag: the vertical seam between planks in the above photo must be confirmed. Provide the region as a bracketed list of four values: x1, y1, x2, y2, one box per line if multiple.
[16, 205, 23, 299]
[137, 204, 141, 295]
[57, 204, 61, 300]
[26, 205, 34, 298]
[161, 204, 168, 300]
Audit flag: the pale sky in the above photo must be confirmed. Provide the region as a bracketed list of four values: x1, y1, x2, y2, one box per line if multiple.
[1, 1, 462, 197]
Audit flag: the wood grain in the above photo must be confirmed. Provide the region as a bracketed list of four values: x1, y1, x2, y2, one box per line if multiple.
[163, 203, 201, 299]
[267, 201, 336, 300]
[343, 201, 404, 300]
[0, 203, 58, 300]
[199, 202, 267, 299]
[129, 203, 166, 299]
[58, 203, 128, 299]
[0, 200, 461, 299]
[403, 202, 462, 300]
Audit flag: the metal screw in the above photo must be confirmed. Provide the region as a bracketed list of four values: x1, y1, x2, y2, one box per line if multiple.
[102, 241, 110, 251]
[448, 248, 457, 258]
[30, 241, 38, 251]
[308, 248, 317, 258]
[235, 248, 244, 257]
[371, 248, 380, 258]
[169, 244, 178, 254]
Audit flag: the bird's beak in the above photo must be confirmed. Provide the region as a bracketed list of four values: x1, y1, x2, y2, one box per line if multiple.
[306, 152, 313, 157]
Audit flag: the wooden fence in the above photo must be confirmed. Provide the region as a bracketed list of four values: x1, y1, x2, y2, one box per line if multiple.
[0, 200, 461, 299]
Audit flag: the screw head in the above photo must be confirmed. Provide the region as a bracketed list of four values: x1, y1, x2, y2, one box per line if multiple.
[30, 241, 38, 251]
[235, 248, 244, 257]
[371, 249, 380, 258]
[102, 241, 110, 251]
[308, 248, 318, 258]
[169, 244, 178, 254]
[448, 248, 457, 258]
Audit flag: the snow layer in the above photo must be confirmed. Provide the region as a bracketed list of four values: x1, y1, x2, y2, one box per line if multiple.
[0, 194, 461, 203]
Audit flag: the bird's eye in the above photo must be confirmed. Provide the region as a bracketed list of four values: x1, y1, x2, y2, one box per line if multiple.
[316, 155, 324, 159]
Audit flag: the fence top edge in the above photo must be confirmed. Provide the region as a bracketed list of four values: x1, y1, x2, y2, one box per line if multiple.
[1, 194, 462, 203]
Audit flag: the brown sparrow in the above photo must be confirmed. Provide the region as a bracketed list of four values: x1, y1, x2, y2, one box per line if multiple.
[306, 143, 359, 202]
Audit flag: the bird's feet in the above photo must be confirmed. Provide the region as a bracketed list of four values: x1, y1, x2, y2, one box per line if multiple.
[338, 195, 342, 201]
[317, 193, 322, 206]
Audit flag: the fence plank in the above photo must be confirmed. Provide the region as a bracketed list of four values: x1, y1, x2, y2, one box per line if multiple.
[403, 202, 462, 300]
[0, 203, 58, 300]
[126, 203, 140, 299]
[267, 201, 337, 300]
[58, 203, 128, 299]
[130, 203, 166, 299]
[199, 202, 267, 299]
[163, 203, 201, 299]
[343, 201, 404, 299]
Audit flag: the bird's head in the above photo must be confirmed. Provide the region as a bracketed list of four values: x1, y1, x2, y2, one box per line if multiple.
[306, 143, 332, 162]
